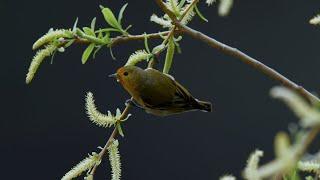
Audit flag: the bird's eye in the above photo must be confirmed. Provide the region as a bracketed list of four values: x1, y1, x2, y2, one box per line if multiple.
[123, 72, 129, 76]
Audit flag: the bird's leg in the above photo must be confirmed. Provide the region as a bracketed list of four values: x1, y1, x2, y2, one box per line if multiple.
[125, 99, 143, 109]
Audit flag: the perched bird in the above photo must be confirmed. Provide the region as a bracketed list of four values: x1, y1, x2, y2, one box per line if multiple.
[109, 66, 212, 116]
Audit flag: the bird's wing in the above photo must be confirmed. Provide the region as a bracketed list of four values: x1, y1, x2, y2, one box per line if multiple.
[140, 69, 194, 110]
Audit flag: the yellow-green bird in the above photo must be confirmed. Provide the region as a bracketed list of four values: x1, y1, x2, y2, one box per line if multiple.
[109, 66, 212, 116]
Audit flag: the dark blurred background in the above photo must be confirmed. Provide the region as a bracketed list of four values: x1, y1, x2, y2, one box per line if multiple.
[2, 0, 320, 179]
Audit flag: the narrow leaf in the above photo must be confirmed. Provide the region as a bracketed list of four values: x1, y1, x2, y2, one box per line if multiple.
[72, 17, 79, 33]
[118, 3, 128, 26]
[178, 0, 186, 9]
[97, 30, 103, 39]
[170, 0, 180, 17]
[152, 44, 165, 54]
[195, 5, 208, 22]
[99, 5, 105, 10]
[124, 25, 132, 32]
[174, 41, 182, 54]
[117, 123, 124, 137]
[91, 17, 96, 31]
[102, 8, 121, 29]
[163, 37, 175, 74]
[64, 39, 75, 48]
[82, 43, 95, 64]
[103, 33, 110, 43]
[93, 46, 103, 58]
[83, 27, 96, 37]
[95, 28, 123, 34]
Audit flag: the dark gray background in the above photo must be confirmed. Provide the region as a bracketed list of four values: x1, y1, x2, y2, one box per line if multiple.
[2, 0, 320, 179]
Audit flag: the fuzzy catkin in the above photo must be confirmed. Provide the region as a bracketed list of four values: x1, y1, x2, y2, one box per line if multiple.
[32, 29, 71, 50]
[26, 44, 57, 84]
[108, 140, 122, 180]
[61, 153, 100, 180]
[125, 50, 151, 66]
[85, 92, 119, 128]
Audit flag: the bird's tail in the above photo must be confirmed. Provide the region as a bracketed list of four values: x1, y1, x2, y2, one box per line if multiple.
[195, 100, 212, 112]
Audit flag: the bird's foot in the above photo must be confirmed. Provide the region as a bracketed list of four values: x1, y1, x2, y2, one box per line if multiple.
[125, 99, 143, 109]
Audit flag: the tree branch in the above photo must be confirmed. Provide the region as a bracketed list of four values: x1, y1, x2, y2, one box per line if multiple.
[111, 31, 173, 46]
[176, 23, 320, 103]
[155, 0, 319, 103]
[70, 30, 182, 47]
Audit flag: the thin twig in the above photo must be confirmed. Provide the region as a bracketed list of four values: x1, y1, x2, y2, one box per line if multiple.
[111, 31, 174, 46]
[150, 0, 198, 70]
[177, 23, 320, 103]
[155, 0, 319, 103]
[70, 30, 182, 47]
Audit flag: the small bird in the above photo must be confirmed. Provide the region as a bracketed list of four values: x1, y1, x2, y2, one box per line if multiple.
[109, 66, 212, 116]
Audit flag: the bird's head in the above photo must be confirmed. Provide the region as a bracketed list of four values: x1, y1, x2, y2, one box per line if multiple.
[109, 65, 145, 90]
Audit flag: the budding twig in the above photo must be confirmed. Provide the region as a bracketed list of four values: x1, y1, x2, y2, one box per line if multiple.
[69, 30, 182, 47]
[88, 103, 132, 179]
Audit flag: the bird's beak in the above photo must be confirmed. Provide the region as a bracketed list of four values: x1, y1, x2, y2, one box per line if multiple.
[108, 73, 119, 82]
[108, 73, 117, 78]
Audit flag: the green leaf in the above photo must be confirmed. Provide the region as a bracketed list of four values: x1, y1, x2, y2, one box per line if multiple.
[174, 41, 182, 54]
[50, 51, 57, 64]
[170, 0, 180, 17]
[195, 5, 208, 22]
[163, 37, 175, 74]
[64, 39, 75, 48]
[152, 44, 165, 54]
[117, 123, 124, 137]
[72, 17, 79, 33]
[103, 32, 110, 43]
[95, 28, 123, 34]
[124, 25, 132, 32]
[118, 3, 128, 26]
[97, 31, 103, 39]
[91, 17, 96, 31]
[83, 27, 96, 37]
[102, 8, 121, 29]
[82, 43, 95, 64]
[178, 0, 186, 9]
[174, 35, 183, 42]
[93, 46, 103, 58]
[64, 30, 74, 38]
